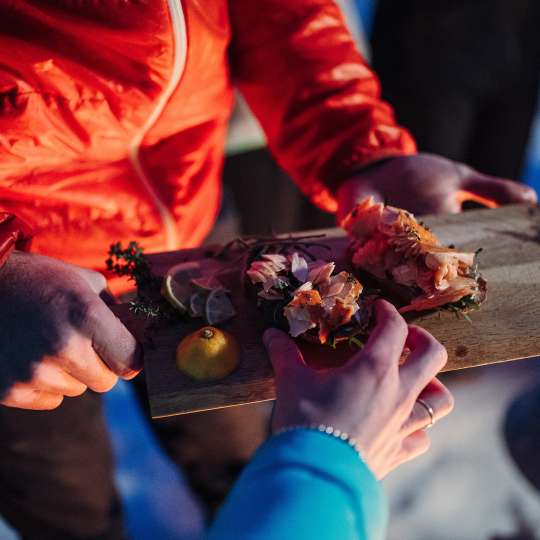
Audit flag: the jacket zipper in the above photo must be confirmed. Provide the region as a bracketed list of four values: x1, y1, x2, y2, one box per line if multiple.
[128, 0, 188, 250]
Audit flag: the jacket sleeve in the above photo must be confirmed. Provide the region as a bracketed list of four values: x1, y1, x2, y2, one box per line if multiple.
[229, 0, 417, 213]
[0, 213, 33, 269]
[207, 429, 387, 540]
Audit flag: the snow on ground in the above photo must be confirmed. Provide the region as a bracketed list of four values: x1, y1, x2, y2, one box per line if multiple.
[385, 358, 540, 540]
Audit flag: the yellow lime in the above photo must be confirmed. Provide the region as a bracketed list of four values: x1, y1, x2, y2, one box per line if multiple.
[176, 326, 240, 381]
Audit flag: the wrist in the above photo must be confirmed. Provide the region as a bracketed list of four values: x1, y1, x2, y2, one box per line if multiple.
[337, 174, 379, 196]
[352, 156, 396, 175]
[275, 423, 364, 460]
[338, 156, 398, 189]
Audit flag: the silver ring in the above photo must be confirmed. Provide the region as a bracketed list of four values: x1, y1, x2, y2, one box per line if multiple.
[416, 398, 435, 429]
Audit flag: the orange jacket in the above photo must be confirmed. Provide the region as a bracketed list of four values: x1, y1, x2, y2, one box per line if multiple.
[0, 213, 32, 269]
[0, 1, 415, 275]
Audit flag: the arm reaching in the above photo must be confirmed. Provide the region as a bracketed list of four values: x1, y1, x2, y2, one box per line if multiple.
[207, 301, 454, 539]
[229, 0, 416, 213]
[229, 2, 536, 218]
[336, 153, 537, 220]
[207, 429, 386, 540]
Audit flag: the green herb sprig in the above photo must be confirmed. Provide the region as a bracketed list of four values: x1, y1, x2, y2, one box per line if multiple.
[106, 241, 158, 292]
[106, 241, 178, 320]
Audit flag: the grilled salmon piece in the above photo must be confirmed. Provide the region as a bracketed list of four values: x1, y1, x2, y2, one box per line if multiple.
[246, 248, 369, 345]
[342, 197, 486, 313]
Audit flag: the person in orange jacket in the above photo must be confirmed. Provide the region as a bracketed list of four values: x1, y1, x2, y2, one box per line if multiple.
[0, 1, 536, 538]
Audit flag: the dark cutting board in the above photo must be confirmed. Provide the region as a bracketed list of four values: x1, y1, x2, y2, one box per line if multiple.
[113, 205, 540, 418]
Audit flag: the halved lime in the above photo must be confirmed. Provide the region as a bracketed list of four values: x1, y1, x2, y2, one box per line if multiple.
[205, 289, 236, 325]
[191, 275, 228, 292]
[161, 262, 201, 313]
[189, 291, 207, 318]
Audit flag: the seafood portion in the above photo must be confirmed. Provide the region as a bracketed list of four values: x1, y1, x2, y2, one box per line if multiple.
[246, 251, 368, 345]
[342, 197, 486, 313]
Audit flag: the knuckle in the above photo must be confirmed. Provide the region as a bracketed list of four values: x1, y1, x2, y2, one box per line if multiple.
[434, 342, 448, 367]
[58, 342, 84, 371]
[426, 340, 448, 369]
[67, 296, 98, 330]
[362, 351, 392, 377]
[77, 266, 106, 288]
[93, 271, 107, 291]
[388, 315, 408, 337]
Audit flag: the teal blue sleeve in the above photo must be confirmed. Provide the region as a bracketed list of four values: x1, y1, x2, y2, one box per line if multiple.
[206, 428, 388, 540]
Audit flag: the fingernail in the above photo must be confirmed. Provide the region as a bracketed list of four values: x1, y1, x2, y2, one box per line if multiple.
[121, 368, 142, 381]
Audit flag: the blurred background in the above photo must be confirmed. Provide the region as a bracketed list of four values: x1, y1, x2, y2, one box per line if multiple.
[2, 1, 539, 538]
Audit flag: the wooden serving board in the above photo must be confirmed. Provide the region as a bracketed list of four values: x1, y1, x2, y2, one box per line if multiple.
[115, 205, 540, 418]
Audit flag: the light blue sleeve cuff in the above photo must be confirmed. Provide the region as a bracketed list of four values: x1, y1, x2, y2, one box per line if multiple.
[207, 428, 388, 540]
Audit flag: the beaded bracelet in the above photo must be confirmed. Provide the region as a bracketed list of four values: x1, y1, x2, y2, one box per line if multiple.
[276, 424, 364, 459]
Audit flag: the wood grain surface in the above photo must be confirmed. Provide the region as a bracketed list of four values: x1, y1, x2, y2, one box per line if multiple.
[114, 205, 540, 418]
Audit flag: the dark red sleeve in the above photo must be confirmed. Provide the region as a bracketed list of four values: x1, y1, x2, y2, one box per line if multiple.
[229, 0, 417, 213]
[0, 213, 33, 269]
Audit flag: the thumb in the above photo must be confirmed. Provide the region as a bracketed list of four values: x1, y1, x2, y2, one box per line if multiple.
[80, 298, 143, 379]
[462, 172, 537, 206]
[263, 328, 306, 378]
[336, 177, 383, 225]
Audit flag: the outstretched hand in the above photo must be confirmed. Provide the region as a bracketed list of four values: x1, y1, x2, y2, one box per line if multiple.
[0, 251, 141, 410]
[336, 153, 537, 221]
[263, 300, 454, 479]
